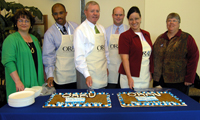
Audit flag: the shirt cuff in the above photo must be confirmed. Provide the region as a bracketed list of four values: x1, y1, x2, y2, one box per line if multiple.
[83, 70, 90, 78]
[45, 67, 54, 79]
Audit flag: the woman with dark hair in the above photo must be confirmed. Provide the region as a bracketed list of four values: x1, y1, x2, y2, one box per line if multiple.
[1, 9, 44, 99]
[118, 6, 153, 89]
[153, 13, 199, 94]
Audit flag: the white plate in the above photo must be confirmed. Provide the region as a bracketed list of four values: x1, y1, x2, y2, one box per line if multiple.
[8, 91, 35, 107]
[31, 86, 42, 97]
[9, 91, 35, 100]
[24, 86, 42, 98]
[8, 97, 35, 107]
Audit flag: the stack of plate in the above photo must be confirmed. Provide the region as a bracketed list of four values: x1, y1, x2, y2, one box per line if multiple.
[8, 91, 35, 108]
[24, 86, 43, 98]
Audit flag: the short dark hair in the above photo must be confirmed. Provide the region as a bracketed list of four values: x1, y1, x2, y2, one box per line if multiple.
[52, 3, 66, 13]
[127, 6, 141, 19]
[13, 8, 35, 33]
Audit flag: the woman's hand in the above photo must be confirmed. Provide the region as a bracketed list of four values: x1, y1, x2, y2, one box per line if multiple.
[15, 80, 24, 91]
[150, 73, 152, 81]
[184, 82, 192, 86]
[10, 71, 24, 92]
[120, 54, 133, 89]
[128, 77, 134, 89]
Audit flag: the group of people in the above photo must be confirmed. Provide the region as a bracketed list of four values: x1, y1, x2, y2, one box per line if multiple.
[2, 1, 199, 99]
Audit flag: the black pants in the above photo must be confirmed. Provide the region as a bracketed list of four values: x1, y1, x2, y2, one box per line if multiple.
[53, 81, 77, 89]
[153, 75, 189, 95]
[106, 74, 121, 89]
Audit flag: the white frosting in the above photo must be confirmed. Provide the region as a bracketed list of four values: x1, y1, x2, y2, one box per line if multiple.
[127, 92, 161, 97]
[65, 97, 85, 103]
[43, 92, 112, 108]
[80, 92, 88, 98]
[135, 96, 158, 101]
[118, 91, 187, 107]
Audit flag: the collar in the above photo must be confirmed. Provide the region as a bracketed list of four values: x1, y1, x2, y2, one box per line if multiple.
[56, 21, 69, 29]
[86, 19, 96, 29]
[128, 28, 148, 37]
[113, 24, 123, 29]
[161, 29, 182, 40]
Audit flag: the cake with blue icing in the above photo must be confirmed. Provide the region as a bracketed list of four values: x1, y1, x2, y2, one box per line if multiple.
[117, 91, 187, 107]
[43, 91, 112, 108]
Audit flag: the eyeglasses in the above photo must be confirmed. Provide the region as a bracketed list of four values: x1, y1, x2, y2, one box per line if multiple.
[167, 19, 178, 23]
[18, 19, 30, 24]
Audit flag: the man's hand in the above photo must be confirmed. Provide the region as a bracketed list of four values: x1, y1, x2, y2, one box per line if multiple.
[47, 77, 54, 87]
[86, 76, 93, 88]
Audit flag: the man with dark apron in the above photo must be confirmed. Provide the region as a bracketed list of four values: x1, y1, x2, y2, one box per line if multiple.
[43, 3, 78, 89]
[105, 6, 128, 88]
[74, 1, 109, 89]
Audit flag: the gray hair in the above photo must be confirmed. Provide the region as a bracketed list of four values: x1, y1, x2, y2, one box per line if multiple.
[84, 1, 100, 11]
[166, 13, 181, 23]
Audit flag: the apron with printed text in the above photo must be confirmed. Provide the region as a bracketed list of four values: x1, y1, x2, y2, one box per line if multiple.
[120, 39, 151, 88]
[108, 25, 126, 84]
[53, 23, 76, 84]
[86, 25, 107, 89]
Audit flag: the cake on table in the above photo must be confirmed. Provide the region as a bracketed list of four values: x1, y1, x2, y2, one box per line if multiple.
[117, 91, 187, 107]
[43, 91, 112, 108]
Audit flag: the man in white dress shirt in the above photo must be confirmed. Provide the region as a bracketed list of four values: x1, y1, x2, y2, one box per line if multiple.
[74, 1, 109, 89]
[105, 7, 128, 88]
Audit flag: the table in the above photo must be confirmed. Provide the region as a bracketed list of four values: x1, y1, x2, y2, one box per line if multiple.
[0, 88, 200, 120]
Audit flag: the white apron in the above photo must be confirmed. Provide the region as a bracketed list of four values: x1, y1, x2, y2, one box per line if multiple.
[120, 34, 151, 88]
[108, 25, 126, 84]
[86, 24, 107, 89]
[53, 23, 76, 84]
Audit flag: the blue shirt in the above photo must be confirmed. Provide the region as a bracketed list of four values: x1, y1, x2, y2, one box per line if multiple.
[42, 21, 79, 79]
[105, 24, 129, 45]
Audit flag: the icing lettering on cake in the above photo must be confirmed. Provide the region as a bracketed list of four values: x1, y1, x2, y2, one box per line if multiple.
[43, 91, 111, 108]
[117, 91, 187, 107]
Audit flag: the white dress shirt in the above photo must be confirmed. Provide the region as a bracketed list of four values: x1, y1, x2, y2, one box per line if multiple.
[73, 19, 110, 78]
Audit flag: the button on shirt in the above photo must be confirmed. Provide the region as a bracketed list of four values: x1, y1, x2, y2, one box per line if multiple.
[42, 21, 78, 79]
[73, 19, 110, 78]
[105, 24, 129, 46]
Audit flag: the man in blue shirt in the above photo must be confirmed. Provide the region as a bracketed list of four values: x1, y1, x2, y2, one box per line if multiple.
[105, 6, 128, 88]
[43, 3, 78, 89]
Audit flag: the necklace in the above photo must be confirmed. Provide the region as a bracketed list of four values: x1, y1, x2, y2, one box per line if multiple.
[26, 42, 35, 53]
